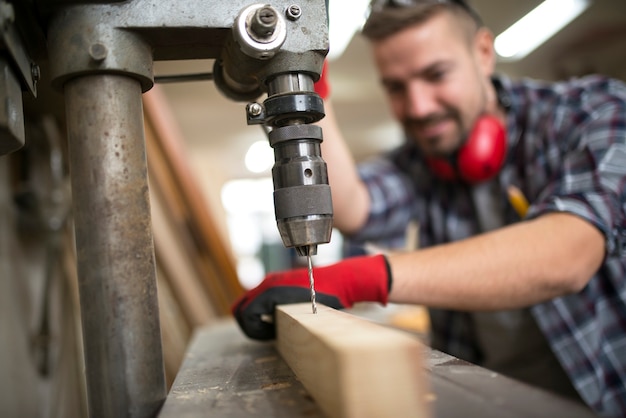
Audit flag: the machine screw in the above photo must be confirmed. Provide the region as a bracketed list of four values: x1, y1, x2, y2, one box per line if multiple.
[286, 4, 302, 20]
[247, 102, 263, 117]
[89, 43, 108, 62]
[31, 64, 40, 83]
[250, 6, 277, 38]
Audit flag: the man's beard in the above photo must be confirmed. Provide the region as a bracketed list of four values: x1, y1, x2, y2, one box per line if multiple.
[403, 110, 467, 158]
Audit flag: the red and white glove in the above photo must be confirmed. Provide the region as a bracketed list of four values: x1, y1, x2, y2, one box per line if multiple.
[232, 254, 391, 340]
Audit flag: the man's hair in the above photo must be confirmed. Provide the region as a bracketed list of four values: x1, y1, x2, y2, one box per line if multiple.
[362, 1, 483, 41]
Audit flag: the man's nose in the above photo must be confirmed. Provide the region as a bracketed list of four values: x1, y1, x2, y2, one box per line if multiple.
[404, 82, 438, 118]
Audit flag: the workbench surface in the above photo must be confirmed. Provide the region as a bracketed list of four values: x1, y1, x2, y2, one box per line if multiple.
[159, 320, 596, 418]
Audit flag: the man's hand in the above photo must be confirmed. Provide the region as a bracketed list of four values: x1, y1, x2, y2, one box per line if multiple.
[231, 254, 391, 340]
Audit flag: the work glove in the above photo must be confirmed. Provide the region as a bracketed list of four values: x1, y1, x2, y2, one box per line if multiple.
[232, 254, 392, 340]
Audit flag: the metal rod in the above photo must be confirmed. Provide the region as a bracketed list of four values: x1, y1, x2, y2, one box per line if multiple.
[64, 74, 166, 418]
[154, 72, 214, 84]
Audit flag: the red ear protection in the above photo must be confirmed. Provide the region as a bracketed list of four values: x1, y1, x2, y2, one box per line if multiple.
[425, 115, 507, 183]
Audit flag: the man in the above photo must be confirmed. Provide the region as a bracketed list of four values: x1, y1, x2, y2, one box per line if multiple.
[232, 1, 626, 415]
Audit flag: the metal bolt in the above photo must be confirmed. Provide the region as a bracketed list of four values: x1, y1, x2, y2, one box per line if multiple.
[248, 102, 263, 117]
[286, 4, 302, 20]
[250, 6, 277, 38]
[89, 43, 108, 62]
[260, 8, 276, 24]
[31, 64, 40, 83]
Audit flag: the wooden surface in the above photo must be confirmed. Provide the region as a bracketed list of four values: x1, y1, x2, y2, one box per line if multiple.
[159, 321, 324, 418]
[160, 320, 597, 418]
[275, 303, 430, 418]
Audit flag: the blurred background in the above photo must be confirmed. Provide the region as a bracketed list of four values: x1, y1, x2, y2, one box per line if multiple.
[152, 0, 626, 288]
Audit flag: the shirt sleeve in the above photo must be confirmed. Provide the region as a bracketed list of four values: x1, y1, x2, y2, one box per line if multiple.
[526, 82, 626, 258]
[347, 155, 417, 244]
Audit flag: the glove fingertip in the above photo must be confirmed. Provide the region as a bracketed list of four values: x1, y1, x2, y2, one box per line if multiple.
[240, 317, 276, 341]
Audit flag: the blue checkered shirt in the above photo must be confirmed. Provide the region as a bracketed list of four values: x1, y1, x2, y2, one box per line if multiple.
[349, 74, 626, 416]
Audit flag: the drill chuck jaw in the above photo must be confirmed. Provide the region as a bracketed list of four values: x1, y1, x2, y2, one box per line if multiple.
[268, 124, 333, 256]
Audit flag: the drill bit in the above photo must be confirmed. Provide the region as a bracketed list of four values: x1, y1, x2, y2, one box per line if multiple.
[307, 247, 317, 314]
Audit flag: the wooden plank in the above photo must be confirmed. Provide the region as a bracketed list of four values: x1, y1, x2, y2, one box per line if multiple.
[144, 116, 232, 314]
[150, 173, 217, 327]
[143, 87, 243, 308]
[156, 263, 192, 389]
[275, 303, 431, 418]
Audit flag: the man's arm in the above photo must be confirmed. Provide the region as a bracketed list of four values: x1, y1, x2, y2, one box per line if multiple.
[232, 208, 606, 341]
[388, 212, 605, 309]
[317, 101, 605, 310]
[319, 101, 371, 234]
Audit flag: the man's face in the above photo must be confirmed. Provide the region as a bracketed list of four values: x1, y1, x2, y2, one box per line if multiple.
[371, 12, 495, 157]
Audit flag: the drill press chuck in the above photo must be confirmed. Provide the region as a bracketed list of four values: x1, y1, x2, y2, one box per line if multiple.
[269, 124, 333, 256]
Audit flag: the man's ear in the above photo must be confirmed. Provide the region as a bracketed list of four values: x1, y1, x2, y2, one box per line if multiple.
[474, 27, 496, 76]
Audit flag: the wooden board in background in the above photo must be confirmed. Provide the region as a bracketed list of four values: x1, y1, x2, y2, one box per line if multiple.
[142, 84, 246, 384]
[143, 86, 243, 314]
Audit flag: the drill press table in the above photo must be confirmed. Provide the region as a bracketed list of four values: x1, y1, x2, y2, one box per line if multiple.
[159, 320, 596, 418]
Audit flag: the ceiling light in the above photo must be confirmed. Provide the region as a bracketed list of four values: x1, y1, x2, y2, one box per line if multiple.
[495, 0, 592, 61]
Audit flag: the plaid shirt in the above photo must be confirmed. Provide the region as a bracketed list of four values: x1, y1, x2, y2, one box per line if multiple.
[350, 74, 626, 416]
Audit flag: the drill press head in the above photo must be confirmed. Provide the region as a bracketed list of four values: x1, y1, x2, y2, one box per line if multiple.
[213, 3, 333, 255]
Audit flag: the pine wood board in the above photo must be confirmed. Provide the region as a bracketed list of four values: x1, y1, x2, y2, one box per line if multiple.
[275, 303, 431, 418]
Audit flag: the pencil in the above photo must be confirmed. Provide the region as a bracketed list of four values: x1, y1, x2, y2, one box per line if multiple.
[507, 185, 530, 218]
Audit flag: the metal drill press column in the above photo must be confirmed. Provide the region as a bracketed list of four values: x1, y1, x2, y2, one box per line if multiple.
[48, 9, 164, 417]
[64, 74, 165, 418]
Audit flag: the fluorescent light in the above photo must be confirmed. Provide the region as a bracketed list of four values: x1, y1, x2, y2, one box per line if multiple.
[327, 0, 370, 60]
[495, 0, 592, 61]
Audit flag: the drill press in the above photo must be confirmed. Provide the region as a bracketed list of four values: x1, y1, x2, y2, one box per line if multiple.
[213, 3, 333, 313]
[8, 1, 331, 416]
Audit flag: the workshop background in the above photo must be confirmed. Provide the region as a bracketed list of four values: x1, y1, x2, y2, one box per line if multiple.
[1, 1, 625, 417]
[155, 0, 626, 288]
